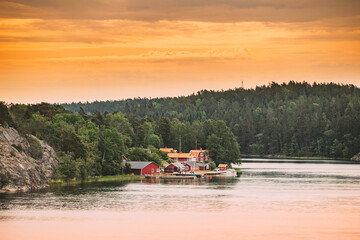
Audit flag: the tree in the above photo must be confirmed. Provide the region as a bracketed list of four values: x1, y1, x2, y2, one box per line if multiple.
[27, 136, 44, 159]
[146, 134, 161, 148]
[157, 117, 171, 147]
[127, 147, 151, 162]
[0, 102, 15, 127]
[206, 134, 225, 165]
[99, 129, 126, 175]
[205, 120, 241, 165]
[106, 112, 134, 138]
[55, 154, 80, 180]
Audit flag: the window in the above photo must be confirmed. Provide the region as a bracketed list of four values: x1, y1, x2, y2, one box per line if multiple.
[151, 169, 154, 173]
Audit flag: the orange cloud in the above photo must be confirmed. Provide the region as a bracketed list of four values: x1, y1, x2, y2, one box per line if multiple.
[0, 1, 359, 103]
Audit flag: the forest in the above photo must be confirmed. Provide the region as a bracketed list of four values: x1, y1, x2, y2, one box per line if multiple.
[0, 102, 240, 180]
[62, 81, 360, 159]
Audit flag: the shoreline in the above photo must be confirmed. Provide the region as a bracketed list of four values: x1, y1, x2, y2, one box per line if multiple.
[241, 154, 348, 161]
[49, 174, 142, 186]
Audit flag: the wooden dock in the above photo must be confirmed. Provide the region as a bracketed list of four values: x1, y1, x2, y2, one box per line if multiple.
[160, 175, 196, 180]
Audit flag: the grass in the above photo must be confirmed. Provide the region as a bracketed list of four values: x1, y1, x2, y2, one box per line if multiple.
[49, 174, 142, 186]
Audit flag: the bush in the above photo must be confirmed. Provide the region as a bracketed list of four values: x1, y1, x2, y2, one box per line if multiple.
[27, 136, 43, 159]
[124, 162, 132, 174]
[10, 150, 16, 157]
[56, 154, 80, 180]
[12, 144, 23, 152]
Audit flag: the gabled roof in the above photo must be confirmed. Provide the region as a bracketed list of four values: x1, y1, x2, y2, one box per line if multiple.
[181, 161, 197, 167]
[189, 149, 208, 157]
[218, 164, 228, 168]
[129, 161, 159, 170]
[168, 153, 193, 159]
[196, 163, 209, 167]
[160, 148, 177, 153]
[166, 162, 184, 169]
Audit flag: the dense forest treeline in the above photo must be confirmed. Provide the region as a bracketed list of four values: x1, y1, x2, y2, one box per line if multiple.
[0, 102, 240, 180]
[62, 81, 360, 159]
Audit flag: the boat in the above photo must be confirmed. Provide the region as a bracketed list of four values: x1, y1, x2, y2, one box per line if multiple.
[217, 169, 237, 177]
[172, 171, 202, 178]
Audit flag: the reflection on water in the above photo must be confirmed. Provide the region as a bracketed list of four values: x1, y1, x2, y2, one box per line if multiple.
[1, 159, 360, 240]
[0, 177, 238, 212]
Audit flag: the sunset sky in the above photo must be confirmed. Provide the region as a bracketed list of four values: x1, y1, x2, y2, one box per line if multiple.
[1, 0, 359, 103]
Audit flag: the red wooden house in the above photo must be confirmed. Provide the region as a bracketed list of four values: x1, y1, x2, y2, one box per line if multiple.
[168, 153, 196, 162]
[129, 161, 160, 175]
[190, 148, 210, 162]
[181, 161, 199, 171]
[197, 163, 211, 170]
[164, 162, 185, 173]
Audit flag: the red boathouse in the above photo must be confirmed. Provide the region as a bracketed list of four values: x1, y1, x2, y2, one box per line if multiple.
[218, 164, 228, 171]
[129, 161, 160, 175]
[164, 162, 185, 173]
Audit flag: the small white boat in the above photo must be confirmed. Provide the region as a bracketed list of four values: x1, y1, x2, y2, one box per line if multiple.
[218, 169, 237, 177]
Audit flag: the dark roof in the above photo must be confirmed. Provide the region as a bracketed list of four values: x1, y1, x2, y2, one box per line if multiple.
[196, 163, 209, 167]
[166, 162, 184, 169]
[181, 161, 196, 167]
[129, 161, 158, 170]
[181, 161, 210, 167]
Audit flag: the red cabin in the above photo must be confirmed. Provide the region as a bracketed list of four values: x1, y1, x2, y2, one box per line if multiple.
[164, 163, 184, 173]
[129, 161, 160, 175]
[181, 161, 199, 171]
[197, 163, 211, 170]
[218, 164, 228, 171]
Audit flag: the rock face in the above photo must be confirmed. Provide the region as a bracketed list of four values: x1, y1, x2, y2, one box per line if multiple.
[0, 126, 58, 192]
[351, 152, 360, 162]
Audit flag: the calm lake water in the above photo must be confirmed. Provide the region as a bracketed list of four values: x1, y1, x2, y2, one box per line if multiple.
[1, 159, 360, 240]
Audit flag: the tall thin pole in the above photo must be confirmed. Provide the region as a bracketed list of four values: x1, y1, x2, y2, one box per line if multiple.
[179, 135, 182, 153]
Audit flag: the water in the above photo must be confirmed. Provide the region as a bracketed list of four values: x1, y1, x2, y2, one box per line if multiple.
[1, 159, 360, 240]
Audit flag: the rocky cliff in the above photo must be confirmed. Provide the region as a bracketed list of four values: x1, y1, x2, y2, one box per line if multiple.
[351, 152, 360, 162]
[0, 126, 58, 192]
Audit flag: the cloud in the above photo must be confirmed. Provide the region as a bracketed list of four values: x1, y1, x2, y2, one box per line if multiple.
[0, 48, 250, 64]
[1, 0, 359, 23]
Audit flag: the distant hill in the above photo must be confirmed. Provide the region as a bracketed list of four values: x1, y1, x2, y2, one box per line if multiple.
[62, 81, 360, 159]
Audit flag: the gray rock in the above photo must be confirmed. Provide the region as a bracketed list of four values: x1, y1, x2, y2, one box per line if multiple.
[351, 152, 360, 162]
[0, 126, 58, 192]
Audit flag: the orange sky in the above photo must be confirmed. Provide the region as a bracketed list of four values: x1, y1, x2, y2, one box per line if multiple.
[1, 0, 359, 103]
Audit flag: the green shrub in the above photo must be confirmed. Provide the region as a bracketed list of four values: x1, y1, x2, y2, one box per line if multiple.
[12, 144, 23, 152]
[28, 136, 43, 159]
[10, 150, 16, 157]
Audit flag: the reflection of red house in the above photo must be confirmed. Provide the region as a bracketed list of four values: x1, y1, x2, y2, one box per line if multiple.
[168, 153, 196, 162]
[190, 148, 210, 162]
[129, 161, 160, 175]
[218, 164, 228, 171]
